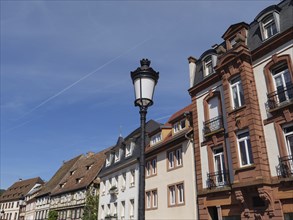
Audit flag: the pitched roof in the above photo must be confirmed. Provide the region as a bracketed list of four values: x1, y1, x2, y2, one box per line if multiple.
[167, 104, 193, 123]
[37, 155, 82, 197]
[0, 177, 44, 202]
[50, 150, 107, 196]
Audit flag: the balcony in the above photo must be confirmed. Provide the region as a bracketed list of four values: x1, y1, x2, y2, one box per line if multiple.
[207, 170, 230, 189]
[203, 115, 224, 137]
[266, 84, 293, 111]
[276, 155, 293, 178]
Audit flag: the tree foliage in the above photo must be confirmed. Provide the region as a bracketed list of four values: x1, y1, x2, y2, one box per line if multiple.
[82, 190, 99, 220]
[48, 210, 58, 220]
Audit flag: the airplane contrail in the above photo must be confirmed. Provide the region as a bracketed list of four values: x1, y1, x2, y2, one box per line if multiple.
[17, 37, 152, 120]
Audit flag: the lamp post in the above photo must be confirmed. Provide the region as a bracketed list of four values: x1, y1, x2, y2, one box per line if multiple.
[131, 59, 159, 220]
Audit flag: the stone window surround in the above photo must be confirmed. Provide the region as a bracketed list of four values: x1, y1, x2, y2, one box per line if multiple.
[145, 188, 158, 210]
[145, 157, 157, 178]
[166, 145, 183, 171]
[167, 181, 185, 207]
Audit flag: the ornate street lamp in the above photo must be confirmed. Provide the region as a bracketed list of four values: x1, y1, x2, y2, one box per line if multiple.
[131, 59, 159, 220]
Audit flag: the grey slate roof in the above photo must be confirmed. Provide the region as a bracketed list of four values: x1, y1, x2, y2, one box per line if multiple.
[98, 120, 162, 177]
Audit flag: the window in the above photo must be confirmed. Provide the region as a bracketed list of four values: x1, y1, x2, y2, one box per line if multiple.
[114, 149, 120, 163]
[262, 14, 278, 39]
[204, 57, 213, 77]
[237, 131, 253, 166]
[130, 199, 134, 219]
[167, 147, 183, 170]
[272, 65, 293, 104]
[150, 132, 162, 145]
[121, 173, 126, 190]
[146, 157, 157, 177]
[130, 170, 135, 187]
[230, 76, 245, 109]
[113, 202, 117, 216]
[120, 201, 125, 219]
[169, 186, 176, 205]
[145, 189, 158, 210]
[102, 181, 106, 195]
[173, 119, 186, 133]
[125, 142, 134, 157]
[283, 124, 293, 157]
[101, 205, 105, 219]
[168, 183, 185, 207]
[106, 154, 113, 167]
[258, 11, 280, 41]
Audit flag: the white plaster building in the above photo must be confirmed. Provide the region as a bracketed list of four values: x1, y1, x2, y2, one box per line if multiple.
[98, 120, 161, 220]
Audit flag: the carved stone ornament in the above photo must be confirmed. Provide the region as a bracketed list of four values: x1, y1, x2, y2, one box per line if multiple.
[212, 135, 218, 146]
[235, 190, 250, 218]
[258, 187, 275, 217]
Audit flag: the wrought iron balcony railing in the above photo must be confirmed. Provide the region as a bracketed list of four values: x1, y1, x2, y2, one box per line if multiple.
[206, 169, 230, 189]
[203, 115, 224, 136]
[276, 155, 293, 178]
[266, 84, 293, 111]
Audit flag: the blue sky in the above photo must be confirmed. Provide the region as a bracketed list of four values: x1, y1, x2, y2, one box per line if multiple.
[0, 0, 277, 189]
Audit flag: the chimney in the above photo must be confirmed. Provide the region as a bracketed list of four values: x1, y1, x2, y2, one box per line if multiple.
[188, 56, 197, 88]
[87, 152, 95, 157]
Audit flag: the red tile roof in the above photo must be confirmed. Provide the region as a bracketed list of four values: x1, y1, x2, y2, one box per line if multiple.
[167, 104, 193, 123]
[0, 177, 44, 202]
[51, 150, 107, 196]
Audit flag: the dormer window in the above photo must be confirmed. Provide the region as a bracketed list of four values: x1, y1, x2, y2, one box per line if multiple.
[150, 132, 162, 146]
[230, 37, 236, 48]
[114, 149, 120, 163]
[59, 182, 66, 188]
[76, 178, 83, 184]
[125, 142, 134, 157]
[70, 170, 76, 176]
[86, 164, 93, 170]
[204, 57, 213, 77]
[173, 119, 186, 133]
[105, 154, 113, 167]
[258, 11, 280, 41]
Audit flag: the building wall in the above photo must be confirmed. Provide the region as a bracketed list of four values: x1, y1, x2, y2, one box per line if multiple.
[253, 43, 293, 177]
[0, 201, 19, 220]
[145, 139, 197, 219]
[98, 163, 139, 220]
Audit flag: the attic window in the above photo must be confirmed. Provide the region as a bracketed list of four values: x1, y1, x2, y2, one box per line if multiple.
[70, 170, 76, 176]
[86, 165, 93, 170]
[76, 178, 83, 184]
[114, 149, 120, 163]
[105, 154, 113, 167]
[173, 119, 186, 133]
[203, 57, 213, 77]
[150, 132, 162, 146]
[59, 183, 66, 188]
[125, 142, 134, 157]
[258, 12, 280, 41]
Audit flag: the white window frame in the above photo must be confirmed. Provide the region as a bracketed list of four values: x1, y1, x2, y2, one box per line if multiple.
[169, 186, 176, 206]
[173, 119, 186, 133]
[168, 151, 174, 169]
[120, 201, 125, 219]
[152, 190, 158, 208]
[237, 130, 254, 167]
[258, 11, 280, 41]
[129, 199, 134, 219]
[114, 149, 120, 163]
[204, 57, 213, 77]
[125, 142, 134, 157]
[177, 183, 184, 204]
[230, 76, 245, 109]
[150, 132, 162, 146]
[130, 170, 135, 187]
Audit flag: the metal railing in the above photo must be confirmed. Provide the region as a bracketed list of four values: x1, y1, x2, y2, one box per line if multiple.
[203, 115, 224, 136]
[276, 155, 293, 178]
[266, 84, 293, 111]
[207, 169, 230, 189]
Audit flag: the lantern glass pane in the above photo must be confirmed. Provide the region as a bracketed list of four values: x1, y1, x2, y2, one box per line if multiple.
[134, 77, 155, 106]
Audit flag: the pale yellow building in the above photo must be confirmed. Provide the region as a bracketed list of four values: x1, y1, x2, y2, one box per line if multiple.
[145, 104, 198, 220]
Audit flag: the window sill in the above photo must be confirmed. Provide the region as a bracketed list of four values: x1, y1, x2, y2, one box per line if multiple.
[228, 105, 246, 115]
[235, 164, 256, 173]
[167, 165, 183, 172]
